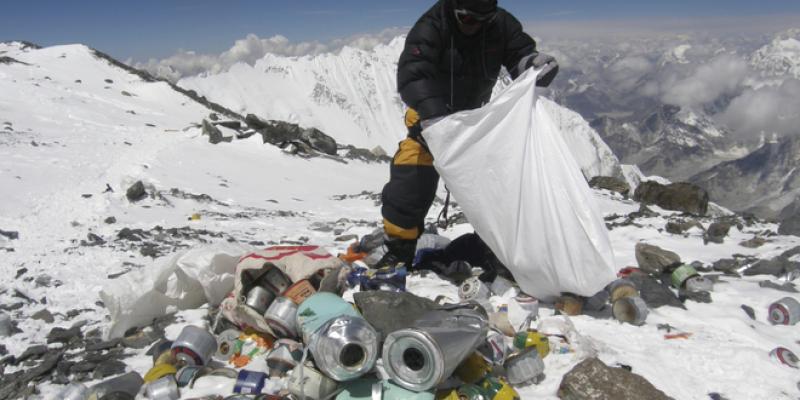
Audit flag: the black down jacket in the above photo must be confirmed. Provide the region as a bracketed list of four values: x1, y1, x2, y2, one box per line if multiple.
[397, 0, 537, 120]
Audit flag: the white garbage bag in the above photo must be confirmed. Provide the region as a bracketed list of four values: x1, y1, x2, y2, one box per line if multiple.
[422, 68, 617, 299]
[100, 243, 249, 339]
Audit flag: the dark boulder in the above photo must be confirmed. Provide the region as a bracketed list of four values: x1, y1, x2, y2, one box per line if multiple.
[627, 271, 685, 309]
[125, 181, 146, 202]
[302, 127, 337, 155]
[558, 357, 672, 400]
[635, 243, 681, 275]
[633, 181, 709, 215]
[589, 176, 630, 197]
[704, 222, 730, 244]
[202, 119, 232, 144]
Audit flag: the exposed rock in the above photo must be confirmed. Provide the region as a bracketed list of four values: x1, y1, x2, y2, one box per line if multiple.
[46, 326, 82, 344]
[125, 181, 146, 202]
[627, 271, 685, 309]
[744, 257, 800, 277]
[16, 345, 48, 364]
[92, 360, 127, 379]
[258, 119, 302, 144]
[301, 127, 337, 155]
[678, 289, 711, 303]
[739, 237, 766, 248]
[244, 113, 269, 130]
[665, 219, 703, 235]
[712, 259, 740, 273]
[213, 120, 241, 130]
[0, 230, 19, 240]
[758, 280, 798, 293]
[741, 305, 756, 320]
[589, 176, 630, 196]
[308, 222, 334, 232]
[104, 216, 117, 224]
[371, 146, 388, 158]
[558, 357, 672, 400]
[202, 119, 232, 144]
[84, 338, 121, 352]
[704, 222, 730, 244]
[335, 234, 358, 242]
[635, 243, 681, 275]
[31, 309, 54, 324]
[343, 146, 392, 163]
[633, 181, 709, 215]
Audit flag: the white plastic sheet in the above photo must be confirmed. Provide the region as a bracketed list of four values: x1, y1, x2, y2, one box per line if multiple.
[100, 243, 248, 339]
[422, 68, 617, 299]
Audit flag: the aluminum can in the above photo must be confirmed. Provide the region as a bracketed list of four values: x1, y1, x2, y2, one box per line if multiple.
[296, 292, 359, 342]
[214, 329, 241, 361]
[768, 297, 800, 326]
[382, 306, 488, 391]
[770, 347, 799, 368]
[460, 277, 491, 302]
[263, 267, 292, 294]
[288, 363, 340, 400]
[58, 383, 90, 400]
[171, 325, 217, 366]
[670, 264, 699, 289]
[504, 347, 545, 387]
[283, 279, 316, 304]
[309, 315, 379, 381]
[234, 370, 267, 394]
[264, 296, 299, 338]
[266, 339, 303, 376]
[145, 376, 180, 400]
[175, 365, 203, 388]
[245, 286, 275, 314]
[606, 278, 638, 303]
[612, 296, 649, 326]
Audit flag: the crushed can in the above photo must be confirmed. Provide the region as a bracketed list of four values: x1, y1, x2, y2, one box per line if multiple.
[308, 315, 379, 381]
[263, 266, 292, 294]
[267, 339, 303, 377]
[145, 375, 180, 400]
[234, 370, 267, 394]
[454, 352, 492, 384]
[296, 292, 360, 343]
[175, 365, 203, 387]
[768, 297, 800, 326]
[612, 296, 649, 326]
[171, 325, 217, 366]
[478, 376, 521, 400]
[512, 330, 550, 359]
[504, 347, 545, 387]
[264, 296, 299, 338]
[283, 279, 317, 304]
[684, 276, 713, 292]
[144, 363, 178, 383]
[245, 286, 275, 314]
[670, 264, 699, 289]
[477, 329, 508, 365]
[383, 305, 489, 391]
[214, 329, 241, 361]
[770, 347, 799, 368]
[606, 278, 638, 303]
[288, 363, 340, 400]
[58, 383, 90, 400]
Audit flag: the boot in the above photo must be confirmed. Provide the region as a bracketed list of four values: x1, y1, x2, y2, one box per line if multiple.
[373, 238, 417, 269]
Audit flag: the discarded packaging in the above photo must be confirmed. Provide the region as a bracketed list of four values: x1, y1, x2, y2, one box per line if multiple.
[383, 306, 489, 391]
[264, 296, 299, 338]
[288, 363, 340, 400]
[670, 264, 699, 289]
[768, 297, 800, 326]
[555, 294, 583, 316]
[308, 315, 379, 381]
[478, 376, 521, 400]
[297, 292, 359, 342]
[214, 329, 241, 361]
[88, 371, 144, 400]
[477, 329, 508, 365]
[284, 279, 317, 304]
[58, 383, 90, 400]
[266, 339, 303, 376]
[513, 294, 540, 318]
[347, 265, 407, 292]
[513, 330, 550, 359]
[172, 325, 217, 366]
[175, 365, 203, 387]
[234, 370, 267, 394]
[504, 347, 545, 387]
[459, 277, 491, 303]
[770, 347, 799, 368]
[454, 352, 492, 384]
[612, 296, 649, 325]
[684, 276, 713, 292]
[144, 363, 178, 383]
[490, 276, 516, 297]
[245, 286, 275, 314]
[336, 378, 435, 400]
[145, 375, 180, 400]
[606, 279, 638, 303]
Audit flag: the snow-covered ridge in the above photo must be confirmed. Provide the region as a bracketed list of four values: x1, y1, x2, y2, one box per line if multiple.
[751, 28, 800, 79]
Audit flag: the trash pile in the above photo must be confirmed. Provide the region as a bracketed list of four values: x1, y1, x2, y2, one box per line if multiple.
[51, 229, 800, 400]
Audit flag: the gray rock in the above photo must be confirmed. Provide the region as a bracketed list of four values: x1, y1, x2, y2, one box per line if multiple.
[208, 113, 219, 121]
[712, 259, 740, 273]
[46, 326, 82, 344]
[213, 120, 241, 130]
[308, 222, 334, 232]
[665, 219, 703, 235]
[258, 120, 303, 144]
[778, 198, 800, 236]
[202, 119, 232, 144]
[334, 234, 358, 242]
[704, 222, 730, 244]
[301, 127, 337, 155]
[244, 113, 269, 130]
[558, 357, 672, 400]
[84, 338, 121, 352]
[627, 272, 685, 309]
[589, 176, 630, 197]
[371, 146, 388, 158]
[0, 230, 19, 240]
[125, 181, 146, 202]
[759, 280, 798, 293]
[31, 309, 55, 324]
[744, 258, 800, 277]
[741, 305, 756, 320]
[679, 289, 712, 303]
[92, 360, 127, 379]
[635, 243, 681, 275]
[17, 345, 48, 363]
[633, 181, 709, 215]
[104, 216, 117, 224]
[739, 237, 766, 248]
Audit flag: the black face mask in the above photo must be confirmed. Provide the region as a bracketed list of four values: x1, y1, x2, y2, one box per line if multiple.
[453, 8, 497, 26]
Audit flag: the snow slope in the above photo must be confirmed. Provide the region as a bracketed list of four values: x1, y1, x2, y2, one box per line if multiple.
[1, 42, 800, 400]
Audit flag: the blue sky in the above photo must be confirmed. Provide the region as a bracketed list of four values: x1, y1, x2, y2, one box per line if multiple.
[2, 0, 799, 61]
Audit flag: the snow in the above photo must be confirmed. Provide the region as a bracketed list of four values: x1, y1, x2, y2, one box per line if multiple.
[2, 42, 800, 400]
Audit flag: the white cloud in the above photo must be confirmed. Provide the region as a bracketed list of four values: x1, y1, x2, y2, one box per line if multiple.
[718, 79, 800, 140]
[134, 28, 408, 81]
[661, 55, 749, 107]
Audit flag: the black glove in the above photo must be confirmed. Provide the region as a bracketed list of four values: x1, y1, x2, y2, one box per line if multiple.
[521, 52, 559, 87]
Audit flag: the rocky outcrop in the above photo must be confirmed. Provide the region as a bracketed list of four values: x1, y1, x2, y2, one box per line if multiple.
[558, 357, 672, 400]
[634, 181, 709, 215]
[589, 176, 630, 197]
[635, 243, 681, 275]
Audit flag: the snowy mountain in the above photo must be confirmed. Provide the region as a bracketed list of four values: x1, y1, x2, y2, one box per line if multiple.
[178, 36, 626, 182]
[751, 28, 800, 79]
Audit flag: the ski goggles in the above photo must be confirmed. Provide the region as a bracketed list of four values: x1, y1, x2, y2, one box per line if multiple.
[454, 8, 497, 26]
